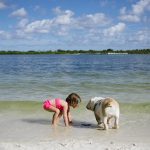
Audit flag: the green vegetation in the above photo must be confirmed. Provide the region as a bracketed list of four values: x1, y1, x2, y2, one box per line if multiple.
[0, 48, 150, 55]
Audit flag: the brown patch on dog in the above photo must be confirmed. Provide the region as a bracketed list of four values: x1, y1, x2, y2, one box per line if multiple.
[97, 100, 102, 106]
[102, 98, 119, 117]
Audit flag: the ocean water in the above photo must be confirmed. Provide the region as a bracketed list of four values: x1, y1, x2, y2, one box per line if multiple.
[0, 54, 150, 142]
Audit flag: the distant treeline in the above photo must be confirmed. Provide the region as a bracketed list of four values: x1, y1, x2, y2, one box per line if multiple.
[0, 48, 150, 55]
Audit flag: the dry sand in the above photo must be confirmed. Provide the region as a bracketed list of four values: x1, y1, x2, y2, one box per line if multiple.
[0, 139, 150, 150]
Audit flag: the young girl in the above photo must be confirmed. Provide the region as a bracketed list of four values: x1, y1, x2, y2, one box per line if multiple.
[43, 93, 81, 127]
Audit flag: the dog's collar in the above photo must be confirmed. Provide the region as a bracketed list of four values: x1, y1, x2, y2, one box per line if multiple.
[93, 101, 100, 111]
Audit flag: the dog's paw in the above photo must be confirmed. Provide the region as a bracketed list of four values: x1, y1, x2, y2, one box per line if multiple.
[97, 124, 103, 128]
[114, 125, 119, 129]
[108, 124, 112, 129]
[104, 125, 109, 130]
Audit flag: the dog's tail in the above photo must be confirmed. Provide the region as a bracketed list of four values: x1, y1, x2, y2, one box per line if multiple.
[105, 101, 112, 107]
[102, 98, 119, 117]
[103, 98, 118, 108]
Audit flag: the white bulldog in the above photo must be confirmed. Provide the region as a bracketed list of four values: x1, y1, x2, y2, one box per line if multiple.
[86, 97, 119, 130]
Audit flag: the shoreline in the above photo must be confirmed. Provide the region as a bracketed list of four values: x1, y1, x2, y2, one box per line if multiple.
[1, 121, 150, 150]
[1, 53, 150, 55]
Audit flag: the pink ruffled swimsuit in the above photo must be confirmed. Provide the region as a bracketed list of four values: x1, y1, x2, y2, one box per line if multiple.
[43, 99, 63, 111]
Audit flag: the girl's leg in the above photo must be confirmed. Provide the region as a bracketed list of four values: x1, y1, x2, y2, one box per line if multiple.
[45, 106, 60, 126]
[57, 111, 63, 123]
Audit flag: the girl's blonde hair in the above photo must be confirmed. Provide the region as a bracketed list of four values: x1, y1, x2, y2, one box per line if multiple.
[66, 93, 81, 105]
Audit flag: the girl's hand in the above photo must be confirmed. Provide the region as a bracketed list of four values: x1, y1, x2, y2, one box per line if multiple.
[63, 103, 69, 127]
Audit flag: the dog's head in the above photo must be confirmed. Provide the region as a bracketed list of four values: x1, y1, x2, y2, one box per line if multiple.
[86, 97, 104, 111]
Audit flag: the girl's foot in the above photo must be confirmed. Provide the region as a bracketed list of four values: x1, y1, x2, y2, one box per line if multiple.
[52, 123, 58, 126]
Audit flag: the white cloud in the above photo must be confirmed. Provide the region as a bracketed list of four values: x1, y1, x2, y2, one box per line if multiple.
[100, 1, 108, 7]
[16, 19, 28, 28]
[129, 0, 150, 15]
[127, 30, 149, 42]
[51, 6, 68, 15]
[143, 16, 147, 21]
[147, 4, 150, 10]
[0, 30, 11, 39]
[13, 30, 33, 39]
[103, 23, 126, 36]
[118, 0, 150, 23]
[51, 7, 112, 33]
[34, 5, 40, 11]
[118, 15, 141, 22]
[8, 8, 27, 19]
[119, 7, 126, 15]
[2, 7, 113, 39]
[0, 2, 17, 10]
[73, 13, 112, 29]
[34, 5, 46, 15]
[8, 25, 13, 28]
[139, 27, 149, 30]
[52, 11, 74, 25]
[0, 2, 8, 9]
[75, 23, 126, 45]
[57, 23, 126, 49]
[51, 26, 69, 37]
[24, 20, 52, 34]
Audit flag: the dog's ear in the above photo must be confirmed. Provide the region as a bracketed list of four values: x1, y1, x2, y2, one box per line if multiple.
[90, 99, 95, 104]
[86, 100, 93, 110]
[90, 98, 94, 102]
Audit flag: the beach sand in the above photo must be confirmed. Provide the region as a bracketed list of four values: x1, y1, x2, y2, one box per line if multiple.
[0, 119, 150, 150]
[0, 102, 150, 150]
[0, 138, 150, 150]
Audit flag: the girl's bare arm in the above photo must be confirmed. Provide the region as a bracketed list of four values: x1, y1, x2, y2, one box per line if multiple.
[67, 108, 72, 123]
[63, 104, 69, 127]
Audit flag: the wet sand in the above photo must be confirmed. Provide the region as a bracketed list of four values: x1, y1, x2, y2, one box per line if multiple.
[0, 116, 150, 150]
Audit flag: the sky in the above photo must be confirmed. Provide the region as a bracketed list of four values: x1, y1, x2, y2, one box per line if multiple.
[0, 0, 150, 51]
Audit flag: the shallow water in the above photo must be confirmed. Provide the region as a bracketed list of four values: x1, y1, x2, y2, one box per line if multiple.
[0, 54, 150, 142]
[0, 101, 150, 142]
